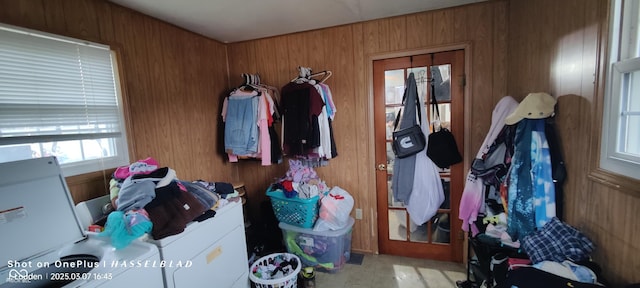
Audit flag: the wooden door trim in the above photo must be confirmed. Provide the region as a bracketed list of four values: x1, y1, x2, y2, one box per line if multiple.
[365, 43, 472, 258]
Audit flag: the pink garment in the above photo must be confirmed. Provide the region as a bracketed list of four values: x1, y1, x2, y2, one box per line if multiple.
[459, 96, 518, 235]
[459, 172, 483, 235]
[113, 157, 159, 180]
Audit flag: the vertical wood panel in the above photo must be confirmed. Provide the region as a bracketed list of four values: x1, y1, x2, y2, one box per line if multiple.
[157, 26, 188, 170]
[112, 8, 158, 160]
[388, 16, 406, 51]
[95, 0, 115, 42]
[42, 0, 67, 35]
[286, 33, 308, 72]
[274, 37, 292, 86]
[453, 6, 468, 43]
[362, 21, 379, 54]
[62, 0, 100, 39]
[351, 22, 373, 252]
[432, 9, 454, 45]
[492, 1, 508, 103]
[377, 18, 390, 52]
[254, 38, 278, 84]
[305, 29, 326, 71]
[406, 12, 432, 49]
[144, 19, 175, 166]
[0, 0, 47, 30]
[228, 42, 251, 87]
[467, 3, 494, 156]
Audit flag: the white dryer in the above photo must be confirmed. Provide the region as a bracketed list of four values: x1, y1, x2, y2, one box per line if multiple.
[148, 200, 250, 288]
[75, 187, 250, 288]
[0, 157, 164, 288]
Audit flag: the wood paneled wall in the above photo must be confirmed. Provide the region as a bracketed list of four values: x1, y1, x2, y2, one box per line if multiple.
[0, 0, 233, 204]
[227, 1, 508, 255]
[7, 1, 635, 284]
[507, 0, 640, 285]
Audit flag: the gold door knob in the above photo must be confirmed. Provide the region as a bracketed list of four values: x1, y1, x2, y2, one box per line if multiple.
[377, 164, 387, 171]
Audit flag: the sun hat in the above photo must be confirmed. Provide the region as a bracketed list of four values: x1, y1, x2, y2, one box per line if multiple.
[504, 92, 556, 125]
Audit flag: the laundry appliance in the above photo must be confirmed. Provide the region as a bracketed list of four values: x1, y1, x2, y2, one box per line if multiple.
[0, 157, 164, 288]
[76, 194, 250, 287]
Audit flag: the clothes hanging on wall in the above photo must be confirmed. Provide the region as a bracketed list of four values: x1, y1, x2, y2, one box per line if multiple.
[456, 93, 574, 288]
[459, 92, 564, 241]
[222, 73, 282, 165]
[459, 96, 518, 235]
[280, 67, 337, 166]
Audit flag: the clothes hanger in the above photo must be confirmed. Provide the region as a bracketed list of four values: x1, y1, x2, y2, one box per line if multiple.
[291, 66, 312, 83]
[238, 73, 261, 91]
[310, 70, 332, 83]
[290, 67, 332, 84]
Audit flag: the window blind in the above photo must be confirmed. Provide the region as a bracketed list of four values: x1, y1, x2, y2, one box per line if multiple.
[0, 26, 122, 146]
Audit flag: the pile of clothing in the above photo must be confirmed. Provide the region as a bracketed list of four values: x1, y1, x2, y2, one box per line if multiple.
[272, 159, 329, 200]
[496, 217, 606, 287]
[102, 157, 239, 248]
[270, 159, 354, 231]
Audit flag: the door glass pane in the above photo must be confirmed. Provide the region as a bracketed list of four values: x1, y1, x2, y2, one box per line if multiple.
[437, 103, 452, 129]
[409, 221, 428, 243]
[409, 67, 429, 127]
[387, 174, 403, 207]
[431, 65, 451, 102]
[432, 213, 450, 244]
[385, 70, 405, 105]
[409, 67, 428, 102]
[386, 142, 395, 166]
[386, 107, 401, 140]
[440, 178, 451, 210]
[388, 209, 407, 241]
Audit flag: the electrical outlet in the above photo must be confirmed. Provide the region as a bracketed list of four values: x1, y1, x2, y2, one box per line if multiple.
[355, 208, 363, 219]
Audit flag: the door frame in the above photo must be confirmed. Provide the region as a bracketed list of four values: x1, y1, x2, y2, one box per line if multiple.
[365, 43, 472, 261]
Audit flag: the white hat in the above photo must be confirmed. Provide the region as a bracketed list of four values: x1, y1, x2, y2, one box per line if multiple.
[504, 92, 556, 125]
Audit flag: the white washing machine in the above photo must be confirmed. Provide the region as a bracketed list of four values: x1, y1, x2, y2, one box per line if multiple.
[0, 157, 164, 288]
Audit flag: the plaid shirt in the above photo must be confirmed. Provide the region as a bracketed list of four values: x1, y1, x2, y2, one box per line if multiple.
[522, 217, 594, 264]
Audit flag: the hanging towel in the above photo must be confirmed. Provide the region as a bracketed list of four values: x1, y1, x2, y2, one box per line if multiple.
[507, 119, 536, 241]
[531, 119, 556, 228]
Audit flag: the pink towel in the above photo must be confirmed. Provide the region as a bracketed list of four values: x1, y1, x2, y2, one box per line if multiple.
[113, 157, 159, 180]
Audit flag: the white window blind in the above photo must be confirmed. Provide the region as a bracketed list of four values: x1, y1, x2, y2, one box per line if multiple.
[0, 24, 129, 175]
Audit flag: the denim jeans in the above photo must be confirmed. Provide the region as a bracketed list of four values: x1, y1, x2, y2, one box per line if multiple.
[225, 96, 259, 155]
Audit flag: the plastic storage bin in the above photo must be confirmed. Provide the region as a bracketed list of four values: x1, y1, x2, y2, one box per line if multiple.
[267, 188, 319, 229]
[279, 217, 354, 273]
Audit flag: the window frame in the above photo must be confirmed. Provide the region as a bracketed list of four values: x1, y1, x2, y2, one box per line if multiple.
[0, 24, 130, 176]
[600, 0, 640, 181]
